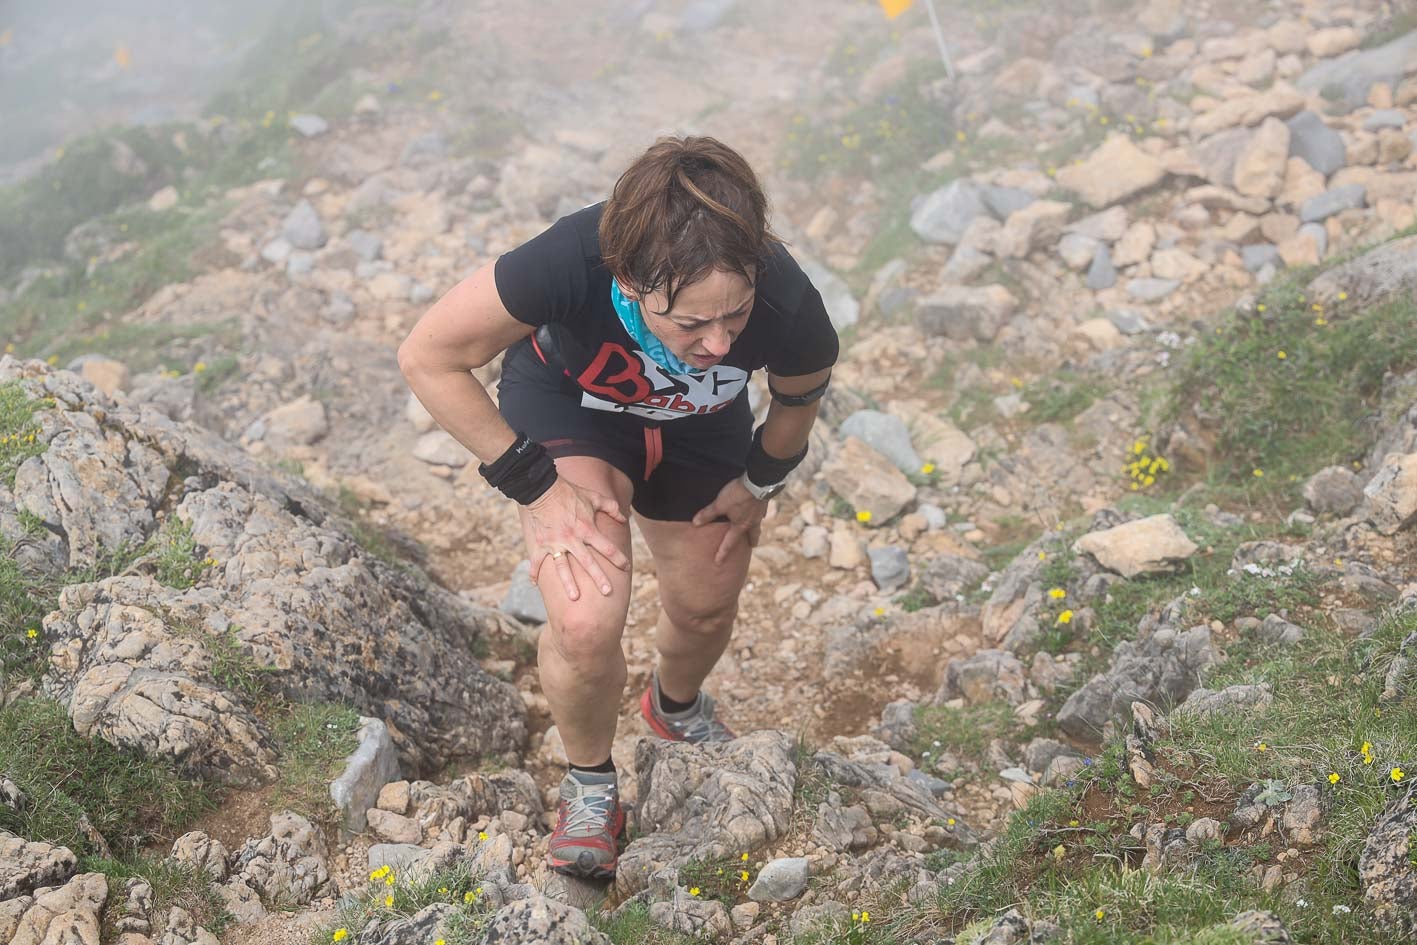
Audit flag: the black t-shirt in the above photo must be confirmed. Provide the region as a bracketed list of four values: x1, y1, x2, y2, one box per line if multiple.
[494, 202, 839, 423]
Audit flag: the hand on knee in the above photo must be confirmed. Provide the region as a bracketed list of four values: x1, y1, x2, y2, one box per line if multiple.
[667, 604, 738, 641]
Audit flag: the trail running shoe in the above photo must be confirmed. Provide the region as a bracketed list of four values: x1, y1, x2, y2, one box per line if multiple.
[547, 769, 625, 880]
[640, 672, 737, 744]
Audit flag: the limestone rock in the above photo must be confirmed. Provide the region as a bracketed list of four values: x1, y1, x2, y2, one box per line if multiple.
[1307, 235, 1417, 310]
[995, 201, 1071, 259]
[1361, 786, 1417, 936]
[910, 180, 991, 244]
[1300, 184, 1366, 223]
[228, 812, 332, 907]
[1173, 684, 1274, 718]
[1285, 111, 1346, 176]
[939, 649, 1030, 706]
[330, 716, 401, 834]
[254, 396, 327, 450]
[0, 834, 77, 900]
[916, 284, 1019, 342]
[1364, 453, 1417, 536]
[747, 857, 809, 902]
[649, 895, 732, 939]
[1190, 83, 1305, 138]
[1112, 221, 1156, 267]
[1306, 27, 1360, 59]
[1233, 117, 1290, 200]
[615, 731, 797, 899]
[281, 200, 327, 251]
[412, 430, 471, 467]
[821, 437, 917, 525]
[1302, 466, 1364, 516]
[1058, 625, 1218, 738]
[4, 872, 107, 945]
[839, 410, 922, 475]
[1056, 136, 1167, 208]
[1074, 515, 1197, 578]
[168, 832, 230, 881]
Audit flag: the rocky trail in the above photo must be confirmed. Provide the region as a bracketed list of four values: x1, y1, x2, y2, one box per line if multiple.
[5, 0, 1417, 943]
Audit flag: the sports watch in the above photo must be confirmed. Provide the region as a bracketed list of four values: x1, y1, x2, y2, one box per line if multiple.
[740, 472, 787, 501]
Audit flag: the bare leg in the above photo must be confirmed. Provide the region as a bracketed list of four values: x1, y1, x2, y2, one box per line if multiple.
[637, 516, 752, 703]
[521, 456, 634, 766]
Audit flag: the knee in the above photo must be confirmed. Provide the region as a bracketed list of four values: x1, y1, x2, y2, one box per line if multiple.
[546, 604, 626, 668]
[667, 599, 738, 639]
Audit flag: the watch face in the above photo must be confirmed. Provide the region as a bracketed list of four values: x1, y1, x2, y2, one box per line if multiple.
[760, 481, 786, 499]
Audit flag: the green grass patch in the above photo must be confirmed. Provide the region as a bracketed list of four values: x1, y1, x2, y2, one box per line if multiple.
[678, 852, 754, 906]
[0, 698, 218, 856]
[87, 854, 234, 939]
[1026, 371, 1112, 425]
[150, 517, 217, 590]
[591, 901, 699, 945]
[1168, 276, 1417, 500]
[910, 701, 1022, 762]
[316, 861, 495, 945]
[270, 702, 361, 827]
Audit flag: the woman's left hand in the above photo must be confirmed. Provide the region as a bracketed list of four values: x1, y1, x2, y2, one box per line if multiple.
[691, 476, 767, 565]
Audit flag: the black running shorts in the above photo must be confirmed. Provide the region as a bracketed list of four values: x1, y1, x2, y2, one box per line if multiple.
[497, 340, 753, 522]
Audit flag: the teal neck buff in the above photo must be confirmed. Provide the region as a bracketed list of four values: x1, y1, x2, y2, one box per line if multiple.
[610, 280, 704, 376]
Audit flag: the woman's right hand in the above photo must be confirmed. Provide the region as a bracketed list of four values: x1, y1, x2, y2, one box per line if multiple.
[525, 477, 629, 601]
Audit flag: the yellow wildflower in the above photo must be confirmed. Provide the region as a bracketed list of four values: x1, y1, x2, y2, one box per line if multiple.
[4, 343, 13, 353]
[1256, 743, 1267, 753]
[332, 930, 348, 942]
[873, 607, 885, 616]
[26, 627, 38, 640]
[427, 89, 443, 102]
[956, 131, 967, 143]
[1253, 469, 1264, 478]
[1056, 610, 1073, 625]
[947, 818, 956, 827]
[1096, 908, 1106, 921]
[464, 890, 476, 904]
[1328, 772, 1340, 785]
[690, 887, 700, 896]
[1038, 551, 1047, 560]
[1393, 767, 1406, 783]
[855, 510, 871, 523]
[921, 462, 936, 474]
[1048, 588, 1067, 600]
[384, 895, 394, 908]
[1338, 291, 1348, 301]
[741, 853, 749, 861]
[1257, 303, 1266, 312]
[478, 831, 488, 842]
[385, 874, 394, 886]
[193, 361, 207, 373]
[46, 355, 58, 365]
[1277, 351, 1286, 360]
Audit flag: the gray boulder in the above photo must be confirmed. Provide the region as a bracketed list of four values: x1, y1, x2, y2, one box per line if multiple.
[1285, 111, 1346, 176]
[1126, 278, 1180, 302]
[479, 895, 609, 945]
[1307, 235, 1417, 310]
[839, 410, 922, 475]
[4, 360, 526, 780]
[615, 731, 797, 899]
[1086, 244, 1117, 290]
[868, 546, 910, 592]
[282, 200, 327, 251]
[330, 717, 401, 834]
[747, 857, 809, 902]
[0, 834, 78, 900]
[1300, 184, 1366, 223]
[1058, 624, 1219, 739]
[917, 554, 990, 603]
[501, 559, 549, 623]
[1296, 30, 1417, 108]
[938, 649, 1030, 706]
[910, 181, 991, 244]
[1173, 683, 1274, 718]
[1361, 786, 1417, 937]
[916, 284, 1019, 342]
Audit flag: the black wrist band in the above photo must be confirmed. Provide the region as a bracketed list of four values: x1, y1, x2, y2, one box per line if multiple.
[745, 425, 808, 489]
[480, 433, 558, 505]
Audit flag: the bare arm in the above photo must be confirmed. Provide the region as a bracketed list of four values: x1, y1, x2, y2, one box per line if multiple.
[396, 260, 529, 465]
[397, 260, 628, 599]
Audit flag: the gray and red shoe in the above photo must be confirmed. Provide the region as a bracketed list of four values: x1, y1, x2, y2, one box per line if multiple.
[639, 672, 737, 744]
[547, 769, 625, 880]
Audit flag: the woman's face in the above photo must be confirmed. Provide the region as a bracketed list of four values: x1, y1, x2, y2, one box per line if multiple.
[633, 269, 755, 371]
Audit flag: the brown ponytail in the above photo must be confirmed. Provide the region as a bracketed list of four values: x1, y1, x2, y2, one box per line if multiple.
[599, 136, 781, 314]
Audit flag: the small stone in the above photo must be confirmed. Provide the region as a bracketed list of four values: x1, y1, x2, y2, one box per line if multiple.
[801, 526, 830, 559]
[829, 524, 866, 570]
[412, 430, 472, 467]
[1300, 184, 1367, 223]
[289, 113, 330, 137]
[1303, 466, 1364, 515]
[1125, 278, 1181, 302]
[282, 199, 327, 251]
[501, 560, 548, 623]
[747, 857, 810, 902]
[1072, 514, 1199, 578]
[1306, 27, 1360, 59]
[147, 186, 179, 212]
[868, 546, 910, 592]
[366, 808, 422, 844]
[1086, 244, 1118, 290]
[376, 780, 411, 815]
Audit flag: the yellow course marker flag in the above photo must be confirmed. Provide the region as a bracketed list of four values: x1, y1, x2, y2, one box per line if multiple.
[879, 0, 914, 19]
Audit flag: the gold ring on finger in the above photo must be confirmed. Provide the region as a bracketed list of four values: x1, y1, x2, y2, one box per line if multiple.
[551, 550, 564, 559]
